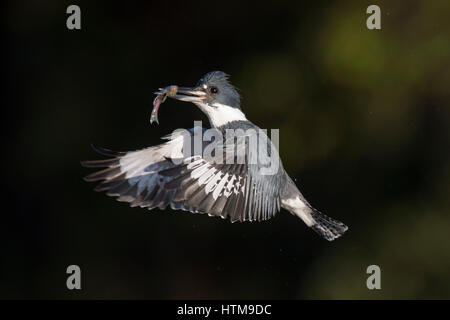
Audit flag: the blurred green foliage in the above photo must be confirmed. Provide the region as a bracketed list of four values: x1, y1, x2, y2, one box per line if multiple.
[2, 0, 449, 299]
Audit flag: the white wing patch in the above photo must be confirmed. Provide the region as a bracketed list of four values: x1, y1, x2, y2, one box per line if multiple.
[205, 171, 222, 194]
[191, 163, 210, 179]
[181, 157, 245, 200]
[213, 173, 229, 200]
[119, 135, 185, 180]
[223, 174, 236, 197]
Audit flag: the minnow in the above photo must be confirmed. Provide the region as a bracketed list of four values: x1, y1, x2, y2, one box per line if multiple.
[150, 85, 178, 124]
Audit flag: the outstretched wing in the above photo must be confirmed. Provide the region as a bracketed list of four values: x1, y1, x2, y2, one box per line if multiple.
[82, 145, 179, 210]
[82, 127, 284, 222]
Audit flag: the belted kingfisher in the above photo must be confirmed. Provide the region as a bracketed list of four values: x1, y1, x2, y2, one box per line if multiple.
[82, 71, 348, 241]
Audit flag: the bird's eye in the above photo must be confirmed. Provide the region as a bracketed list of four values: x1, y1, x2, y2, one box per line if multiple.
[209, 86, 218, 94]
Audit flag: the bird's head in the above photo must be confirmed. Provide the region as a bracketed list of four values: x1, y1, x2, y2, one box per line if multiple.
[158, 71, 245, 127]
[171, 71, 241, 109]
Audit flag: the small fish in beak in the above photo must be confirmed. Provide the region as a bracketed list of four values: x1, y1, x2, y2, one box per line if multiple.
[150, 85, 178, 124]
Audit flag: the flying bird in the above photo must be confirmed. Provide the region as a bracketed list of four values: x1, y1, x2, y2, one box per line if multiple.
[82, 71, 348, 241]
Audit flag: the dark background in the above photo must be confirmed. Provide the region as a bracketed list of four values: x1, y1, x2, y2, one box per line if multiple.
[2, 0, 449, 299]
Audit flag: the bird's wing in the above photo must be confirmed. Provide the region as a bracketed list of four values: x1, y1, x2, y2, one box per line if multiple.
[82, 128, 283, 222]
[81, 131, 189, 210]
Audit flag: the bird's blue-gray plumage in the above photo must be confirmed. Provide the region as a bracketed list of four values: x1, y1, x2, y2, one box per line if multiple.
[196, 71, 241, 109]
[83, 124, 284, 222]
[82, 71, 348, 240]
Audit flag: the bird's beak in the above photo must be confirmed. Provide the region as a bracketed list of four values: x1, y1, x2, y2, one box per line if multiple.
[158, 86, 207, 103]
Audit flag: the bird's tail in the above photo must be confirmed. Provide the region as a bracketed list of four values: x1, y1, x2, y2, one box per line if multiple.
[281, 176, 348, 241]
[307, 206, 348, 241]
[281, 195, 348, 241]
